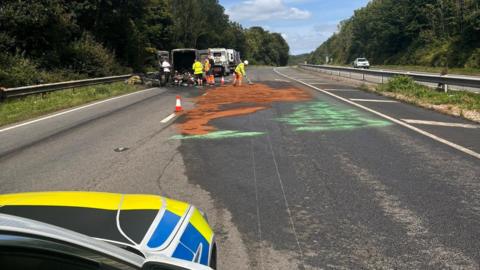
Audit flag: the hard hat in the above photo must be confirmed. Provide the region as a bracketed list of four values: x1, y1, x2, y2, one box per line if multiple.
[244, 60, 249, 65]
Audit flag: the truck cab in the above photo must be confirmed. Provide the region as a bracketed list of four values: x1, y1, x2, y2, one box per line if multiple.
[210, 48, 230, 76]
[226, 49, 241, 73]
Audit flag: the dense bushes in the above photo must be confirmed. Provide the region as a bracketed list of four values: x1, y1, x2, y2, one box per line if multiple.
[66, 34, 129, 77]
[0, 53, 86, 88]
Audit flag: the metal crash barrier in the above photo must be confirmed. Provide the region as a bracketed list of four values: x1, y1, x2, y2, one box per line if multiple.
[299, 64, 480, 92]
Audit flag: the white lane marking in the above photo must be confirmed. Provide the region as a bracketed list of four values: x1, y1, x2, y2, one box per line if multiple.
[402, 119, 480, 129]
[160, 113, 176, 124]
[323, 89, 359, 92]
[274, 79, 290, 82]
[0, 87, 159, 134]
[350, 98, 398, 103]
[273, 68, 480, 160]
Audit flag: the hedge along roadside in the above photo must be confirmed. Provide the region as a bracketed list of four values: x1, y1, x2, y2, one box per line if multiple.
[0, 82, 143, 127]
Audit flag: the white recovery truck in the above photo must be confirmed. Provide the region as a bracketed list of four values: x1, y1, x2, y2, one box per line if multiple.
[210, 48, 230, 76]
[227, 49, 241, 73]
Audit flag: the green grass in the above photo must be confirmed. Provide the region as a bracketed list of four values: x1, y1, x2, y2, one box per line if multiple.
[0, 82, 142, 127]
[373, 65, 480, 76]
[377, 76, 480, 111]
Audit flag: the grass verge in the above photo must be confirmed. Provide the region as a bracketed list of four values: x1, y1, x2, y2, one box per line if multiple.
[0, 82, 143, 127]
[376, 76, 480, 122]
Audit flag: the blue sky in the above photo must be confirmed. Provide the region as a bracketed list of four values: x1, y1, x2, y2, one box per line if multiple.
[219, 0, 370, 55]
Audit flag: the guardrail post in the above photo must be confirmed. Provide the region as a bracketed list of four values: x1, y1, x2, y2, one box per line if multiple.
[362, 71, 365, 81]
[0, 87, 4, 102]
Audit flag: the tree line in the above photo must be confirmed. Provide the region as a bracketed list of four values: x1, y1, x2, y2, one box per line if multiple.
[308, 0, 480, 69]
[0, 0, 290, 87]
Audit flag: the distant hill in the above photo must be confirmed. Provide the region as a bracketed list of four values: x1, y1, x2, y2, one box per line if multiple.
[308, 0, 480, 69]
[289, 53, 310, 65]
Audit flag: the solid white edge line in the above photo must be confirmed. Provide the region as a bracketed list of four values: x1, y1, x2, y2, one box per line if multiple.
[323, 89, 359, 91]
[273, 68, 480, 160]
[0, 87, 159, 134]
[350, 98, 398, 103]
[402, 119, 480, 129]
[161, 113, 176, 124]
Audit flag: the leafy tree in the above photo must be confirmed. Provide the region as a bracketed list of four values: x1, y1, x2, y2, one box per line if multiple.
[0, 0, 290, 87]
[308, 0, 480, 69]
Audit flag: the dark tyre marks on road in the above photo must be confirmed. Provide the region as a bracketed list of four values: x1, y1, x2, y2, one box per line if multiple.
[177, 67, 480, 269]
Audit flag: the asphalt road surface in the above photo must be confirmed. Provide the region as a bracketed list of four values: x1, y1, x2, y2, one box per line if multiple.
[1, 67, 479, 269]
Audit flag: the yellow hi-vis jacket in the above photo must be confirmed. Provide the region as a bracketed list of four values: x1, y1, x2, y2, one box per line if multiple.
[204, 60, 211, 72]
[192, 61, 203, 75]
[235, 63, 246, 76]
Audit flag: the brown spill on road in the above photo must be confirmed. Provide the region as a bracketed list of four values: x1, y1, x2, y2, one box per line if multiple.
[178, 83, 311, 135]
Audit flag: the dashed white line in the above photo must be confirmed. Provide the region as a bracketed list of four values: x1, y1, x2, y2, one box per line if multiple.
[160, 113, 176, 124]
[402, 119, 479, 129]
[323, 89, 359, 92]
[273, 68, 480, 160]
[350, 98, 398, 103]
[0, 87, 159, 134]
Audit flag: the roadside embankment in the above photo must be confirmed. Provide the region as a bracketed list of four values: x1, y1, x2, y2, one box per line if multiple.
[0, 82, 143, 127]
[369, 76, 480, 123]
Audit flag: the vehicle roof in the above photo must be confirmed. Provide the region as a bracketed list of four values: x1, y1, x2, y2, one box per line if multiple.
[0, 213, 144, 267]
[0, 191, 168, 210]
[0, 191, 214, 268]
[0, 213, 213, 270]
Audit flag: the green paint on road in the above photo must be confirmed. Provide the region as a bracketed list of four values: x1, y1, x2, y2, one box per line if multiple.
[172, 130, 265, 140]
[276, 101, 391, 132]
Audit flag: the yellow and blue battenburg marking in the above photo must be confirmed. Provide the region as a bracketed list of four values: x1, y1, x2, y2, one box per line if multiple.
[171, 208, 213, 265]
[0, 191, 215, 267]
[145, 198, 213, 265]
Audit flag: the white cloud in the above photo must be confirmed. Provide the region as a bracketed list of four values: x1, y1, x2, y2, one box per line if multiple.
[274, 24, 336, 55]
[313, 23, 338, 34]
[226, 0, 311, 22]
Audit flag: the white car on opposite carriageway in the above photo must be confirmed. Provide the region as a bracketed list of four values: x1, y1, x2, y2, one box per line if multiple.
[353, 58, 370, 69]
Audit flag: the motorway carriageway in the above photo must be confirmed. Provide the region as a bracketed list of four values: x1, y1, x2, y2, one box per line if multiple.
[0, 67, 479, 269]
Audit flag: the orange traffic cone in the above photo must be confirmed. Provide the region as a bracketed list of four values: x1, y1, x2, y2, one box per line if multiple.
[175, 96, 182, 112]
[221, 76, 225, 86]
